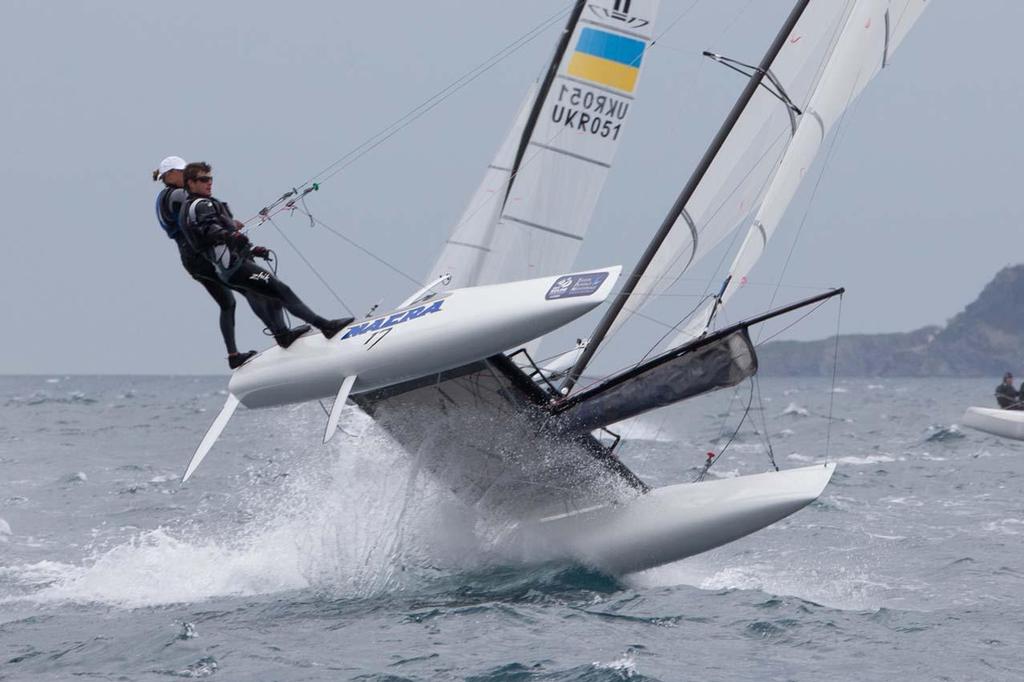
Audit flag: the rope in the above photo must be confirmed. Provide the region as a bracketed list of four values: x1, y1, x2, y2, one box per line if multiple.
[698, 378, 756, 482]
[311, 216, 421, 287]
[242, 5, 573, 227]
[825, 291, 843, 459]
[244, 0, 709, 291]
[754, 374, 778, 471]
[266, 216, 353, 315]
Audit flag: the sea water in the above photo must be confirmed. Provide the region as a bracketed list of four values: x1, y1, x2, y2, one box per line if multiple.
[1, 375, 1022, 680]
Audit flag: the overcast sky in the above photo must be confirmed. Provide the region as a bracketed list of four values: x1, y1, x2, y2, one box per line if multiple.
[1, 1, 1018, 375]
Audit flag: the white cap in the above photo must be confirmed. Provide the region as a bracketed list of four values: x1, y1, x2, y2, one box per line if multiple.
[157, 156, 186, 179]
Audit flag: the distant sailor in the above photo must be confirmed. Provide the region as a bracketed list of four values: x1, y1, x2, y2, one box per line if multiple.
[179, 161, 353, 345]
[155, 155, 292, 369]
[995, 372, 1021, 410]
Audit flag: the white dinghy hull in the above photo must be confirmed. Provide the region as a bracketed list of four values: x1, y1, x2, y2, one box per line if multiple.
[183, 267, 621, 482]
[526, 463, 835, 575]
[961, 406, 1024, 441]
[229, 266, 621, 409]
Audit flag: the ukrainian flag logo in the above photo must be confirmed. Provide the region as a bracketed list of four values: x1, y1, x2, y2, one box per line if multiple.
[567, 27, 645, 93]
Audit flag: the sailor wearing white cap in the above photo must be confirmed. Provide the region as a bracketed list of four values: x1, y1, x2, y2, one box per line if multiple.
[153, 155, 285, 369]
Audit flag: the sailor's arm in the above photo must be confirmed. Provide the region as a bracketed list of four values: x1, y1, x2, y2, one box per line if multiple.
[187, 199, 235, 248]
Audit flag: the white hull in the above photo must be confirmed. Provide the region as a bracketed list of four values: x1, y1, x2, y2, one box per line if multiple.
[961, 406, 1024, 441]
[229, 267, 620, 408]
[525, 463, 835, 575]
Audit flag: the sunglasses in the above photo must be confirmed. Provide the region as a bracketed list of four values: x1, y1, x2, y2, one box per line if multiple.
[193, 176, 214, 183]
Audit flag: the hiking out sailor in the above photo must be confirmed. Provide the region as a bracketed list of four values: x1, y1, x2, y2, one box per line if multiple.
[996, 372, 1022, 410]
[154, 156, 294, 369]
[179, 161, 353, 344]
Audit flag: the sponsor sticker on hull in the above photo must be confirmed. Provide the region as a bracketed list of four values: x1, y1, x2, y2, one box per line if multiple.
[545, 272, 609, 300]
[341, 300, 445, 339]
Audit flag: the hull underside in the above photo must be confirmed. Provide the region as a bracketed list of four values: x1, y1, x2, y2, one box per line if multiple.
[355, 354, 646, 521]
[356, 353, 834, 574]
[527, 462, 835, 575]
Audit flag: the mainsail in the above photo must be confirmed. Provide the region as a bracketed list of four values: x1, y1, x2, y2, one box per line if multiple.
[673, 0, 929, 345]
[429, 0, 660, 289]
[564, 0, 929, 389]
[596, 1, 856, 342]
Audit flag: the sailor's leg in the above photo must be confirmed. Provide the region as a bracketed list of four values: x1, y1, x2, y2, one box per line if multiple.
[243, 291, 288, 336]
[194, 275, 239, 355]
[228, 260, 330, 327]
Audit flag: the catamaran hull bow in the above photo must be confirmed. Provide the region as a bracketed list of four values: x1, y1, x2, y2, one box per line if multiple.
[525, 462, 835, 575]
[961, 406, 1024, 441]
[228, 266, 621, 409]
[182, 267, 621, 482]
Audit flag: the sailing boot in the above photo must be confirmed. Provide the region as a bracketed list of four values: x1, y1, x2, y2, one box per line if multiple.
[228, 350, 258, 370]
[319, 317, 354, 340]
[274, 324, 312, 349]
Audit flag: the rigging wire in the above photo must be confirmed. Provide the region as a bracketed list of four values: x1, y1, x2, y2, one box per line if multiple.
[240, 1, 745, 328]
[310, 216, 422, 287]
[755, 63, 862, 344]
[244, 5, 573, 226]
[254, 0, 707, 279]
[697, 378, 756, 481]
[632, 294, 717, 367]
[825, 291, 844, 460]
[753, 373, 778, 471]
[429, 0, 711, 269]
[266, 215, 354, 315]
[598, 0, 857, 358]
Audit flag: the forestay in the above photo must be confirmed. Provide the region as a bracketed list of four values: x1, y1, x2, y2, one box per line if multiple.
[672, 0, 929, 345]
[429, 0, 660, 289]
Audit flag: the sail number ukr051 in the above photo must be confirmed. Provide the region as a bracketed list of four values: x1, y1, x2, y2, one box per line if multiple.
[551, 84, 630, 140]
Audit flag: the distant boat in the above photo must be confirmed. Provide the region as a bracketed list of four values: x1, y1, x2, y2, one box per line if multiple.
[961, 407, 1024, 441]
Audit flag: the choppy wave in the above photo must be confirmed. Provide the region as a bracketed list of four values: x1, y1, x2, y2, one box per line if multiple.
[629, 558, 887, 612]
[2, 410, 620, 609]
[782, 403, 810, 417]
[924, 424, 965, 442]
[1, 375, 1020, 679]
[5, 391, 98, 406]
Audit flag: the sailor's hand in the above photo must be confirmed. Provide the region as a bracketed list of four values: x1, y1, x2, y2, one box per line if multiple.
[233, 219, 245, 230]
[227, 231, 251, 248]
[251, 246, 270, 259]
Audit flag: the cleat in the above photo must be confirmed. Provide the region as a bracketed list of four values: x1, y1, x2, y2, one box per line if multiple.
[274, 324, 312, 349]
[320, 317, 354, 339]
[228, 350, 257, 369]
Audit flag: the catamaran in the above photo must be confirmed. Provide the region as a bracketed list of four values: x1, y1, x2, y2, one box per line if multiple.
[183, 0, 928, 575]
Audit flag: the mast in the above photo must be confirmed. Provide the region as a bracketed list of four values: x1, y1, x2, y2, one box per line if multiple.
[561, 0, 811, 393]
[503, 0, 587, 208]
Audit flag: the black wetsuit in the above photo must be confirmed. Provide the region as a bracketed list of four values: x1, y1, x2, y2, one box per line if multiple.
[155, 186, 287, 353]
[180, 193, 336, 331]
[996, 382, 1021, 410]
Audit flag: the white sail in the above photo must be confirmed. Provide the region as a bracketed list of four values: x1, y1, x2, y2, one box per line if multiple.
[605, 2, 856, 337]
[428, 86, 536, 288]
[430, 0, 660, 289]
[673, 0, 929, 345]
